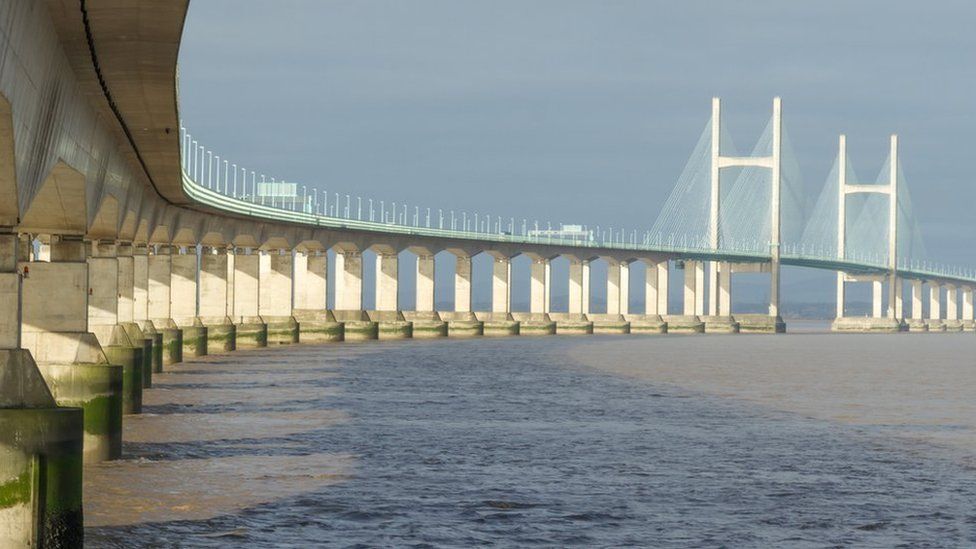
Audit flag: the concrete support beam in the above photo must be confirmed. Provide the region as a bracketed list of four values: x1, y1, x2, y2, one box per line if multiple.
[606, 259, 628, 315]
[529, 258, 549, 314]
[836, 272, 845, 318]
[963, 287, 974, 321]
[871, 280, 883, 319]
[259, 250, 293, 317]
[454, 255, 472, 313]
[718, 261, 731, 316]
[656, 261, 669, 315]
[170, 247, 198, 325]
[117, 243, 134, 323]
[295, 252, 327, 310]
[644, 261, 658, 315]
[683, 260, 704, 316]
[416, 254, 435, 312]
[568, 259, 587, 315]
[148, 246, 173, 322]
[929, 284, 942, 320]
[199, 247, 231, 318]
[582, 260, 590, 315]
[87, 240, 120, 346]
[946, 285, 958, 320]
[334, 250, 363, 311]
[491, 255, 511, 314]
[375, 253, 398, 312]
[911, 280, 923, 320]
[133, 245, 149, 322]
[233, 251, 260, 319]
[0, 231, 21, 349]
[893, 277, 903, 319]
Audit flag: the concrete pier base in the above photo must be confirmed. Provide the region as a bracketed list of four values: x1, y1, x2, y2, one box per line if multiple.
[138, 321, 164, 373]
[332, 311, 379, 341]
[906, 319, 929, 332]
[926, 319, 947, 332]
[962, 320, 976, 332]
[368, 311, 413, 340]
[701, 315, 740, 334]
[0, 407, 84, 548]
[735, 314, 786, 333]
[623, 314, 667, 334]
[154, 319, 183, 366]
[103, 345, 142, 414]
[549, 313, 593, 335]
[235, 317, 269, 348]
[402, 312, 448, 338]
[587, 314, 631, 334]
[943, 320, 964, 332]
[293, 310, 344, 343]
[122, 322, 153, 388]
[36, 363, 123, 463]
[439, 312, 484, 337]
[663, 315, 705, 333]
[200, 316, 236, 352]
[474, 312, 520, 336]
[176, 320, 209, 358]
[831, 317, 902, 332]
[265, 316, 300, 344]
[511, 313, 556, 335]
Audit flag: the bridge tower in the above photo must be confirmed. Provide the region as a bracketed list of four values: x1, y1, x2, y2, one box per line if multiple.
[708, 97, 782, 321]
[834, 134, 901, 329]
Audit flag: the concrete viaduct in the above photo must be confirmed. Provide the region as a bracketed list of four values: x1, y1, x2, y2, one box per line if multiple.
[1, 1, 974, 545]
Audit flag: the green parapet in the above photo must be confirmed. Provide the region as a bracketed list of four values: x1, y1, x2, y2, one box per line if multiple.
[0, 407, 84, 548]
[103, 345, 143, 415]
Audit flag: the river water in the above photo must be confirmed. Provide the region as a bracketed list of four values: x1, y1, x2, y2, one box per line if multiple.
[85, 331, 976, 547]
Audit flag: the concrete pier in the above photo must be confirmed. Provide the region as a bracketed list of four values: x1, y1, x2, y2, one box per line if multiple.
[199, 247, 237, 352]
[549, 313, 594, 335]
[403, 311, 448, 338]
[511, 312, 556, 335]
[149, 246, 184, 365]
[332, 310, 379, 340]
[439, 311, 484, 337]
[260, 251, 299, 344]
[232, 251, 268, 347]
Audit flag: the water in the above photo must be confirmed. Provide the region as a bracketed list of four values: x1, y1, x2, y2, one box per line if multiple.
[86, 335, 976, 547]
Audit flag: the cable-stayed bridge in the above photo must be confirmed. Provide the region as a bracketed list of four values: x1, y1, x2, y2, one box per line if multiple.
[0, 3, 974, 544]
[179, 97, 975, 333]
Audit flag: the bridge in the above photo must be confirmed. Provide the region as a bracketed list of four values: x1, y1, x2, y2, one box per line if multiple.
[1, 1, 974, 545]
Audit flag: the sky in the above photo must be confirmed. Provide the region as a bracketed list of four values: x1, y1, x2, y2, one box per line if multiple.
[178, 1, 976, 309]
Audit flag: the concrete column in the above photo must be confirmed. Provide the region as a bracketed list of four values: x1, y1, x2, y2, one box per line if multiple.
[133, 245, 149, 322]
[117, 243, 134, 323]
[718, 262, 732, 316]
[929, 284, 941, 320]
[582, 260, 590, 315]
[86, 240, 120, 346]
[695, 261, 705, 316]
[963, 287, 974, 321]
[415, 255, 435, 312]
[568, 259, 586, 314]
[258, 250, 293, 317]
[375, 253, 398, 312]
[170, 247, 199, 325]
[893, 277, 903, 319]
[836, 272, 845, 318]
[334, 250, 362, 311]
[871, 280, 883, 319]
[544, 260, 551, 314]
[911, 279, 923, 320]
[232, 250, 260, 319]
[295, 252, 327, 310]
[491, 255, 511, 314]
[707, 261, 719, 316]
[606, 260, 621, 315]
[226, 249, 235, 318]
[619, 261, 629, 315]
[644, 261, 658, 315]
[657, 261, 669, 315]
[199, 247, 230, 318]
[148, 246, 173, 322]
[529, 258, 549, 314]
[454, 255, 472, 313]
[0, 231, 21, 349]
[946, 284, 958, 320]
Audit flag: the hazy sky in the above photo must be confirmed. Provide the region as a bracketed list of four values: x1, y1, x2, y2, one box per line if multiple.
[178, 0, 976, 273]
